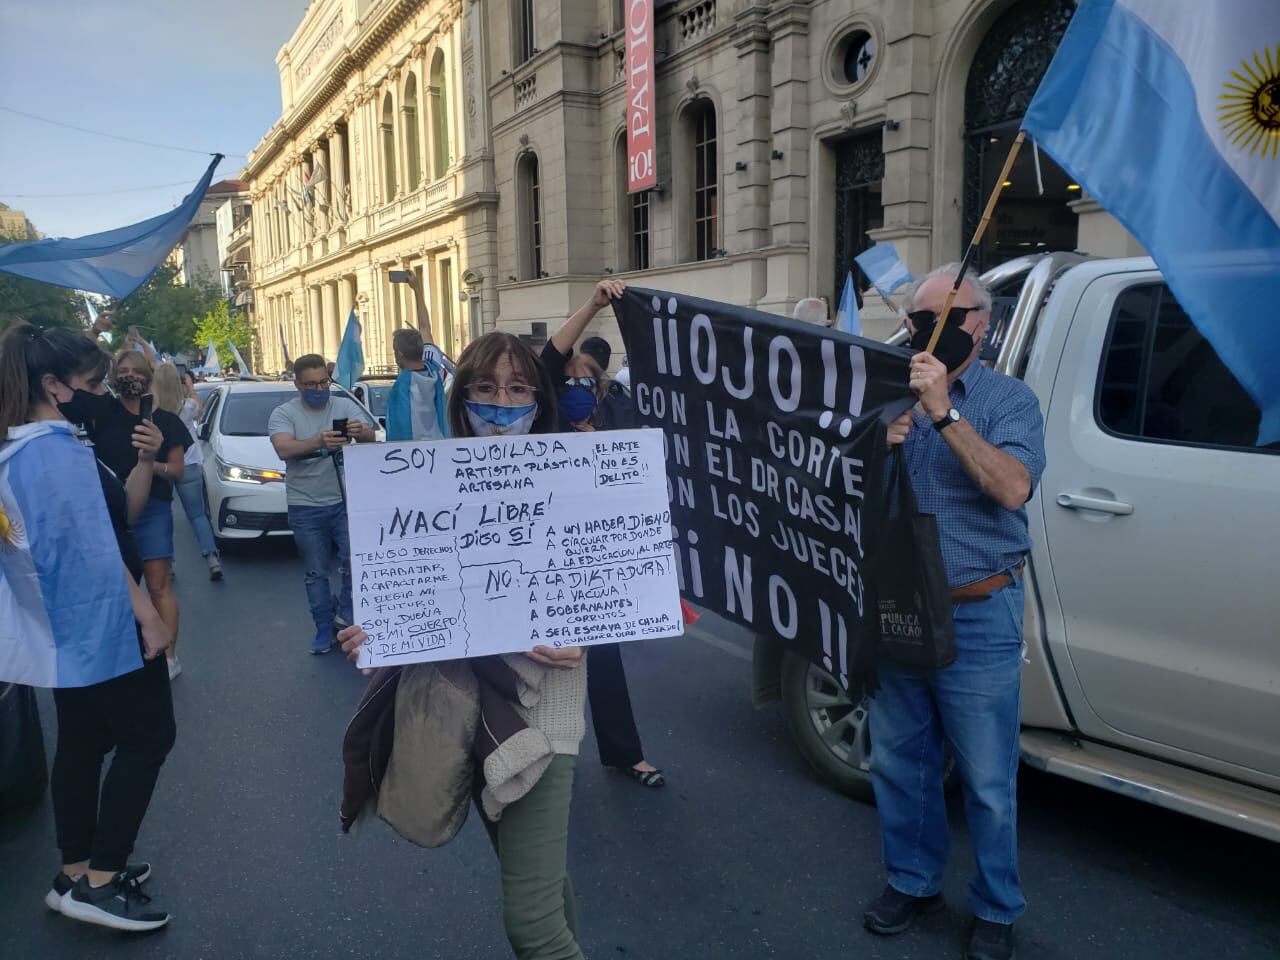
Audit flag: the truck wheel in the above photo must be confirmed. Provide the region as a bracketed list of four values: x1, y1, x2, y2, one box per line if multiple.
[781, 650, 877, 801]
[780, 650, 956, 802]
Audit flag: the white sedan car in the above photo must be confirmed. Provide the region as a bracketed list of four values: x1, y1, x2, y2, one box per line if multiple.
[196, 381, 295, 542]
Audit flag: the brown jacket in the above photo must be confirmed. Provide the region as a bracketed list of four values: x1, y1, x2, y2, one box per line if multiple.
[340, 656, 556, 845]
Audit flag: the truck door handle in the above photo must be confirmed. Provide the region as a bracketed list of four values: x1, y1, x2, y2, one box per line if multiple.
[1056, 492, 1134, 516]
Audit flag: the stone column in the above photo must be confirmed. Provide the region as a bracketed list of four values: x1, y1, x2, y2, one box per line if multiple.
[878, 3, 936, 277]
[324, 281, 341, 358]
[732, 8, 772, 252]
[313, 143, 331, 235]
[308, 285, 323, 356]
[329, 125, 347, 222]
[766, 5, 811, 247]
[338, 275, 356, 330]
[303, 158, 317, 242]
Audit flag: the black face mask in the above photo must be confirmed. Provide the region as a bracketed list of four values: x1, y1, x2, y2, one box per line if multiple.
[57, 388, 117, 427]
[908, 322, 977, 373]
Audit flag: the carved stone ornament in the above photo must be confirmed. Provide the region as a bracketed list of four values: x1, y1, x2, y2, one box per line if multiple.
[839, 100, 857, 130]
[686, 75, 701, 94]
[519, 133, 530, 146]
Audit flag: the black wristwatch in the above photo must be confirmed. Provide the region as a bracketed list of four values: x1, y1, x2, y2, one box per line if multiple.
[932, 407, 961, 432]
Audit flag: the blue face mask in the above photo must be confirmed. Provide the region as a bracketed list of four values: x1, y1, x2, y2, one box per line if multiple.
[302, 388, 330, 410]
[463, 399, 538, 437]
[559, 386, 599, 423]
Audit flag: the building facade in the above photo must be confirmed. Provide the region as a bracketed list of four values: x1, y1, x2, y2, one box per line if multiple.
[244, 0, 495, 375]
[484, 0, 1138, 351]
[173, 179, 248, 288]
[247, 0, 1139, 371]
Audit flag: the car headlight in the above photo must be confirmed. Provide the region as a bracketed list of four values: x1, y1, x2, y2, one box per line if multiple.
[216, 458, 285, 485]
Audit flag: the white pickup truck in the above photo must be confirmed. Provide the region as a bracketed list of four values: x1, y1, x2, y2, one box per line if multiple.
[753, 253, 1280, 843]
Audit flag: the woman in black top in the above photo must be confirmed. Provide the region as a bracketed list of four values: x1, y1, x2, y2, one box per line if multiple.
[0, 324, 177, 932]
[540, 279, 666, 789]
[94, 351, 191, 679]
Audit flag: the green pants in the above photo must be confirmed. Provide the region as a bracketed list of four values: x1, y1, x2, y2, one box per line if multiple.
[477, 754, 584, 960]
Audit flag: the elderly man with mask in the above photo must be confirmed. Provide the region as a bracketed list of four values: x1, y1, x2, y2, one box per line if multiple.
[864, 265, 1046, 960]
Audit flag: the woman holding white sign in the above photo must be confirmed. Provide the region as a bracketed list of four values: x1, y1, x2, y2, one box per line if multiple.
[338, 331, 589, 960]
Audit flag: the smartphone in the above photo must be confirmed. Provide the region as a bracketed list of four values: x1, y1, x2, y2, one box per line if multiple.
[139, 395, 153, 421]
[388, 270, 411, 284]
[332, 418, 350, 437]
[128, 325, 140, 341]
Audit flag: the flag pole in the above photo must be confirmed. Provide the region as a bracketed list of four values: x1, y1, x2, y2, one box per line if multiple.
[925, 131, 1026, 354]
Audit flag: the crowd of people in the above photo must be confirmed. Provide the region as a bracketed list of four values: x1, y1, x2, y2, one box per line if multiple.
[0, 265, 1042, 960]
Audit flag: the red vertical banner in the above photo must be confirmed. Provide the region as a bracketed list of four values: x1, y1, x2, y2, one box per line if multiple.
[626, 0, 657, 193]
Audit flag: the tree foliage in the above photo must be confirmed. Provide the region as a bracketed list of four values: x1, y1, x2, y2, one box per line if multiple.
[106, 264, 225, 356]
[0, 274, 88, 334]
[193, 300, 252, 370]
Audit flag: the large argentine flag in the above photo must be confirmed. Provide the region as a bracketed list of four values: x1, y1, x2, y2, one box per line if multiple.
[0, 422, 141, 688]
[1022, 0, 1280, 443]
[0, 155, 222, 301]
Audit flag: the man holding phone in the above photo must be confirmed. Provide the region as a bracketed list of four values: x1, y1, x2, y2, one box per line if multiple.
[268, 354, 376, 655]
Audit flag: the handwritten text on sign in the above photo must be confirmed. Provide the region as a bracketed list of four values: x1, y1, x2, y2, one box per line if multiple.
[343, 429, 683, 668]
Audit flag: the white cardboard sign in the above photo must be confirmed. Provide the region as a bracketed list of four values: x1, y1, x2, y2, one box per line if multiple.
[342, 429, 683, 668]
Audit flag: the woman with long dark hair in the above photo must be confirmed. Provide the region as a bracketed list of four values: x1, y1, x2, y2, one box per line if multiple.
[0, 324, 176, 932]
[339, 332, 590, 960]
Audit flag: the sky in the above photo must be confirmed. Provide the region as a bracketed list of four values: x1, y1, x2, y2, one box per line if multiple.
[0, 0, 309, 238]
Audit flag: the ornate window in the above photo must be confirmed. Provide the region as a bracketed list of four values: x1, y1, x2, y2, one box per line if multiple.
[615, 134, 651, 271]
[833, 132, 884, 308]
[403, 74, 422, 190]
[515, 0, 536, 65]
[963, 0, 1077, 268]
[517, 153, 542, 280]
[631, 191, 652, 272]
[429, 51, 451, 179]
[380, 93, 398, 203]
[689, 101, 718, 262]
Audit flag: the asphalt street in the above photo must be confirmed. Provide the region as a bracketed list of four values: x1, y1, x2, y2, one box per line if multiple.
[2, 518, 1278, 960]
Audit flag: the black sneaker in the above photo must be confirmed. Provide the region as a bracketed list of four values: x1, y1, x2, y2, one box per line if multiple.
[966, 919, 1015, 960]
[863, 884, 945, 935]
[45, 862, 152, 912]
[62, 872, 169, 932]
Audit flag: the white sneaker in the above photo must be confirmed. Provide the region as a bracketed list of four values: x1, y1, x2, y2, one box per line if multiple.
[167, 658, 182, 681]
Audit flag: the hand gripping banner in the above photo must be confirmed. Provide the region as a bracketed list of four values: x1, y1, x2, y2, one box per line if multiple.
[617, 289, 916, 690]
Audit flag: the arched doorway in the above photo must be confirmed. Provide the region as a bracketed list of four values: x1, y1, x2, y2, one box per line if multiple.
[963, 0, 1077, 269]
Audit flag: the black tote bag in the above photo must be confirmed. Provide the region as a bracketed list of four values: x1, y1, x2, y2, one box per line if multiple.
[872, 447, 956, 673]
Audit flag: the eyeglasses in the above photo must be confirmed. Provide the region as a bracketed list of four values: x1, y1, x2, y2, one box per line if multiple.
[464, 382, 538, 403]
[299, 378, 332, 390]
[563, 376, 598, 390]
[907, 306, 983, 329]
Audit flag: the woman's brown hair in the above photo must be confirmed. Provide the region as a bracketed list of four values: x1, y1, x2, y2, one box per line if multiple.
[447, 332, 558, 437]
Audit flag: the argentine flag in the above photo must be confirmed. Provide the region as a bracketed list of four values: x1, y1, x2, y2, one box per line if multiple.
[1022, 0, 1280, 442]
[335, 309, 364, 390]
[0, 422, 141, 688]
[855, 243, 914, 297]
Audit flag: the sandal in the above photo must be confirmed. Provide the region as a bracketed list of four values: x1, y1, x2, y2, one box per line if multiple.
[626, 765, 666, 788]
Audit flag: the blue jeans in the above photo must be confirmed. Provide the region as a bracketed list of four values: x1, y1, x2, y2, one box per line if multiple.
[868, 577, 1026, 924]
[173, 469, 217, 556]
[287, 503, 352, 634]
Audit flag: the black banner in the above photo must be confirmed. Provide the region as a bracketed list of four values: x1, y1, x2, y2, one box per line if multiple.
[617, 289, 915, 689]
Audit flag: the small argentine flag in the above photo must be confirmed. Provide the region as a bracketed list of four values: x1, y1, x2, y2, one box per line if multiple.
[855, 243, 914, 297]
[335, 309, 364, 390]
[0, 422, 141, 688]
